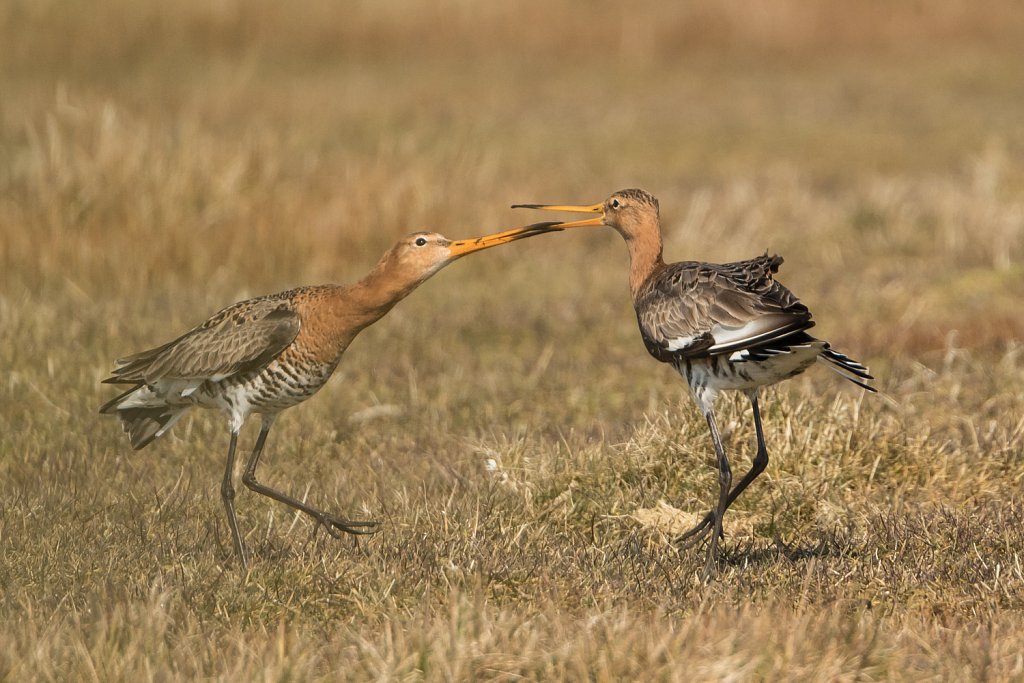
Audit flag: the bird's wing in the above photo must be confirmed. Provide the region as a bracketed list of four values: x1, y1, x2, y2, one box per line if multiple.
[636, 255, 813, 361]
[104, 294, 302, 384]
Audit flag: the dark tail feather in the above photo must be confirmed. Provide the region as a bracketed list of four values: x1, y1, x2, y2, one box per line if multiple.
[818, 347, 877, 393]
[119, 406, 186, 449]
[100, 384, 187, 449]
[99, 384, 142, 414]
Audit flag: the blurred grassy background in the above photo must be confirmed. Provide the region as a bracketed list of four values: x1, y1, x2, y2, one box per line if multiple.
[2, 0, 1024, 679]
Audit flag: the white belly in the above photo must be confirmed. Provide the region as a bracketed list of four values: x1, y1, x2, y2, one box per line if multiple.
[674, 341, 825, 411]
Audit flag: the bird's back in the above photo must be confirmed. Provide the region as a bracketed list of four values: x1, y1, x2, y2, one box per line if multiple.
[635, 254, 812, 364]
[104, 289, 305, 387]
[100, 285, 351, 447]
[631, 253, 874, 398]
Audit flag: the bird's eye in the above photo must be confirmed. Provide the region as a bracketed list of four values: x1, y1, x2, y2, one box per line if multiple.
[611, 199, 621, 209]
[415, 237, 427, 246]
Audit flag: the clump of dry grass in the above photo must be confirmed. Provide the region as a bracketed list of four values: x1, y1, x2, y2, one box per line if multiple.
[3, 0, 1024, 680]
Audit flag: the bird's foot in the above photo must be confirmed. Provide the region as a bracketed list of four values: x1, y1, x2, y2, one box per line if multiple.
[674, 510, 724, 550]
[316, 513, 381, 539]
[674, 509, 728, 582]
[700, 538, 721, 583]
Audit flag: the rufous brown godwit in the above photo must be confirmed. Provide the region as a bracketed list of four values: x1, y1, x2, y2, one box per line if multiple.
[100, 222, 560, 568]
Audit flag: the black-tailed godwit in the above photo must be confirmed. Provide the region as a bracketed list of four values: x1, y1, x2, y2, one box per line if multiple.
[514, 189, 874, 580]
[101, 222, 559, 568]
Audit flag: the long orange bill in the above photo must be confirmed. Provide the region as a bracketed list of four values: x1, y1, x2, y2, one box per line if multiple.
[447, 221, 564, 258]
[510, 201, 606, 229]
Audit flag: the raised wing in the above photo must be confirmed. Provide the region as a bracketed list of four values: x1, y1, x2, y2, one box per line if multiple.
[636, 254, 813, 362]
[104, 294, 301, 385]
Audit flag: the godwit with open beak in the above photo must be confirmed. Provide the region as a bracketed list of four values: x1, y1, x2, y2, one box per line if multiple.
[101, 221, 560, 568]
[514, 189, 874, 580]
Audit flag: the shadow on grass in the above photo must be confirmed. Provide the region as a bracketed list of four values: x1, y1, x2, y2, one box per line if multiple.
[700, 528, 861, 572]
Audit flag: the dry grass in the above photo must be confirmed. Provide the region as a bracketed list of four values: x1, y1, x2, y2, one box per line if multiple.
[3, 1, 1024, 680]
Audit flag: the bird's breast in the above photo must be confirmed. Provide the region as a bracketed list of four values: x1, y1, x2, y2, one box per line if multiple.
[213, 350, 339, 413]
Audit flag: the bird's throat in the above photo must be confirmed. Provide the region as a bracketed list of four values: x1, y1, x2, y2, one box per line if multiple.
[624, 228, 666, 299]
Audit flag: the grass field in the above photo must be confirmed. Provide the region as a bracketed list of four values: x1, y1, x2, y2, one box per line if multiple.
[3, 1, 1024, 679]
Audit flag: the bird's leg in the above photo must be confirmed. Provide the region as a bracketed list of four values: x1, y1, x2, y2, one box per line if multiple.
[676, 391, 769, 548]
[220, 430, 249, 569]
[700, 409, 731, 581]
[722, 391, 769, 510]
[241, 416, 379, 540]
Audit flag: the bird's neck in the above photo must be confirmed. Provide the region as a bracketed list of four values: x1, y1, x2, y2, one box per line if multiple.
[342, 255, 428, 327]
[294, 254, 439, 366]
[623, 224, 666, 298]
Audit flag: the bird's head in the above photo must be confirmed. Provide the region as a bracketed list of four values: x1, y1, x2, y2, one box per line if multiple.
[512, 188, 659, 241]
[385, 222, 563, 284]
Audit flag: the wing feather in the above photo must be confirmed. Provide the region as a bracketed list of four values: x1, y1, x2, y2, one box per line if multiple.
[637, 254, 813, 362]
[104, 296, 301, 384]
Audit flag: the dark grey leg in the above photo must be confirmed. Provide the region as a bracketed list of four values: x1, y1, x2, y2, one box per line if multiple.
[241, 416, 379, 539]
[725, 391, 769, 507]
[220, 430, 248, 569]
[676, 390, 769, 548]
[702, 409, 732, 582]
